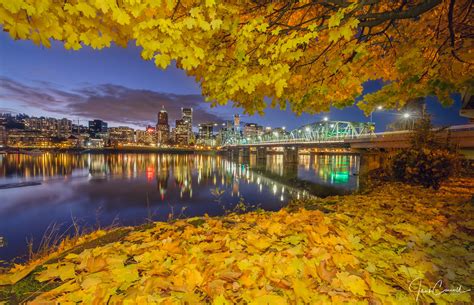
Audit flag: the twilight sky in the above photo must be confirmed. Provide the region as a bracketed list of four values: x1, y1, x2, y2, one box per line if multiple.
[0, 31, 468, 132]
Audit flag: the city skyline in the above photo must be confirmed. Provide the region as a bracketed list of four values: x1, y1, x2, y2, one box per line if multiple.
[0, 32, 469, 132]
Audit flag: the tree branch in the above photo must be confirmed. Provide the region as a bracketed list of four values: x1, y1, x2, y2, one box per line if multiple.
[358, 0, 442, 27]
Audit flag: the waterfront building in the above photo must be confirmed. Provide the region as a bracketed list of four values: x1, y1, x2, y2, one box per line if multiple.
[108, 126, 135, 146]
[175, 119, 189, 145]
[156, 106, 170, 145]
[0, 126, 7, 147]
[170, 127, 176, 144]
[86, 138, 105, 148]
[7, 130, 53, 147]
[66, 135, 80, 148]
[57, 118, 72, 137]
[136, 128, 155, 145]
[88, 119, 108, 136]
[22, 116, 72, 137]
[198, 123, 217, 146]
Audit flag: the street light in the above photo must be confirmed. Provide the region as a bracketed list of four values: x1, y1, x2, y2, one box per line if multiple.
[370, 106, 384, 122]
[323, 116, 329, 121]
[402, 113, 414, 129]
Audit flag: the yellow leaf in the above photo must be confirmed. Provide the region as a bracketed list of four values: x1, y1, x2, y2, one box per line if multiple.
[155, 53, 171, 69]
[334, 272, 368, 296]
[293, 278, 312, 303]
[213, 294, 231, 305]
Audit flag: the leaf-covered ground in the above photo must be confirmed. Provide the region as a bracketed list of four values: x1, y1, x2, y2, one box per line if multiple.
[1, 179, 473, 304]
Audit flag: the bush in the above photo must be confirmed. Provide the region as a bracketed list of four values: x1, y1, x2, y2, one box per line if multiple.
[391, 148, 460, 189]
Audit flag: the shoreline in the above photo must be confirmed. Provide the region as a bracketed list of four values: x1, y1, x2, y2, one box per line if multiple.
[0, 178, 472, 304]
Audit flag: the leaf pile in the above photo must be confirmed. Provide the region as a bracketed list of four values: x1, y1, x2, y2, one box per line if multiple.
[1, 179, 473, 304]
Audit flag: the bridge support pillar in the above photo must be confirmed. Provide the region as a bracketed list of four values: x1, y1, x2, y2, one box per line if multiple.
[359, 152, 390, 175]
[283, 146, 299, 163]
[239, 147, 250, 163]
[231, 148, 239, 159]
[256, 147, 267, 160]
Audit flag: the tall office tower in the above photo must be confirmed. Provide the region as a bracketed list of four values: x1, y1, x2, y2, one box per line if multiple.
[156, 105, 170, 144]
[234, 114, 240, 131]
[181, 107, 193, 139]
[175, 119, 189, 145]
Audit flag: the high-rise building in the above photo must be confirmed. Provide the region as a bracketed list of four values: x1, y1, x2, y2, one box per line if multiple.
[88, 120, 108, 136]
[156, 106, 170, 144]
[234, 114, 240, 131]
[243, 123, 263, 138]
[198, 123, 217, 146]
[182, 107, 193, 137]
[175, 119, 189, 145]
[182, 108, 193, 127]
[198, 123, 214, 139]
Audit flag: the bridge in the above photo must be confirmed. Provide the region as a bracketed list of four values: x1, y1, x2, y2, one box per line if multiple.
[222, 121, 375, 147]
[220, 121, 474, 166]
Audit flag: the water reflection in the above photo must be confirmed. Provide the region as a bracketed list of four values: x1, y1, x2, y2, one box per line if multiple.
[0, 152, 359, 261]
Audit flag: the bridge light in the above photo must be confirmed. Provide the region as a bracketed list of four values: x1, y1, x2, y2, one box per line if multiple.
[305, 127, 310, 132]
[403, 113, 410, 118]
[330, 124, 335, 128]
[323, 116, 329, 121]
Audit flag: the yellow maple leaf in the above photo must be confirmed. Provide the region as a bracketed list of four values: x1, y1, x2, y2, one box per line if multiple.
[334, 272, 368, 296]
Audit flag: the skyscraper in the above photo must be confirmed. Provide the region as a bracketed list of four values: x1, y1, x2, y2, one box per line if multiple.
[234, 114, 240, 131]
[182, 107, 193, 127]
[175, 119, 189, 145]
[156, 105, 170, 144]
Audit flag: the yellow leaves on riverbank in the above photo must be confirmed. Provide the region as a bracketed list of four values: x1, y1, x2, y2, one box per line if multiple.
[1, 179, 474, 304]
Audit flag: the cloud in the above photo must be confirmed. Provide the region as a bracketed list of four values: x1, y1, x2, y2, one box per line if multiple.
[0, 77, 224, 127]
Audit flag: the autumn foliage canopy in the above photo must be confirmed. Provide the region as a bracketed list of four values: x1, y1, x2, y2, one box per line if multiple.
[0, 0, 472, 114]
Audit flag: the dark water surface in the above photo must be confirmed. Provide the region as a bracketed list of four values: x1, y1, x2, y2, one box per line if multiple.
[0, 152, 360, 262]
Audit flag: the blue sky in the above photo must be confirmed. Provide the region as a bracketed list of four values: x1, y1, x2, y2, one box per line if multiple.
[0, 31, 468, 131]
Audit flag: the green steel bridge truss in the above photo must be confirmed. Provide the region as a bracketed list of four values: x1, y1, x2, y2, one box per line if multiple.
[222, 121, 375, 146]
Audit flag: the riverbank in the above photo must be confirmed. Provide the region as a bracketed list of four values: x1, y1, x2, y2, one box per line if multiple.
[1, 179, 473, 304]
[2, 146, 209, 154]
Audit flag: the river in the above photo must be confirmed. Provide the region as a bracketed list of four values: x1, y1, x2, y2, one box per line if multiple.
[0, 152, 360, 262]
